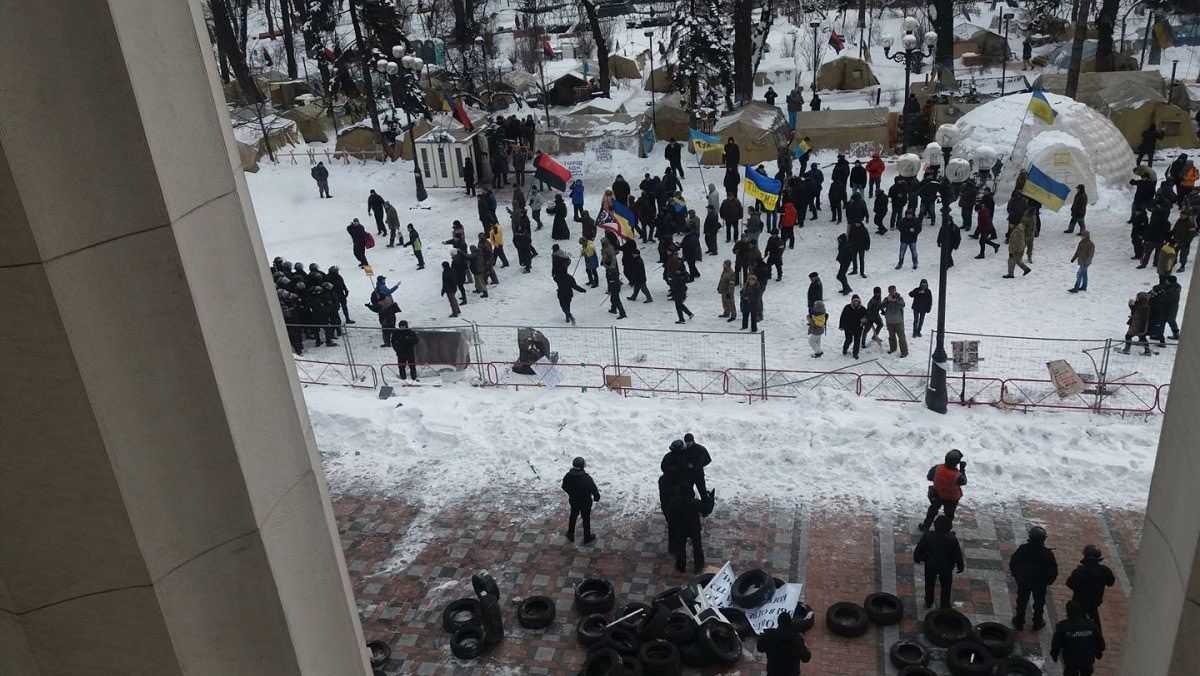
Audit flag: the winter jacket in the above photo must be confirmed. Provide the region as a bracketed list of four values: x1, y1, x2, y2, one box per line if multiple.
[741, 282, 764, 315]
[908, 286, 932, 313]
[1158, 243, 1178, 276]
[707, 184, 721, 211]
[1164, 280, 1182, 319]
[569, 183, 585, 206]
[866, 295, 882, 323]
[1051, 616, 1105, 668]
[846, 196, 869, 224]
[666, 489, 714, 536]
[781, 202, 798, 228]
[718, 269, 736, 297]
[927, 462, 966, 500]
[958, 181, 977, 210]
[914, 528, 965, 573]
[888, 181, 908, 208]
[839, 303, 867, 331]
[866, 156, 885, 179]
[1007, 194, 1027, 225]
[807, 303, 827, 335]
[937, 223, 961, 251]
[390, 327, 419, 357]
[882, 294, 905, 325]
[1072, 237, 1095, 266]
[756, 625, 812, 676]
[1008, 224, 1026, 255]
[807, 279, 823, 306]
[849, 165, 867, 189]
[1070, 190, 1088, 218]
[440, 266, 457, 294]
[1127, 295, 1150, 335]
[1139, 126, 1164, 153]
[831, 159, 850, 188]
[626, 255, 647, 285]
[347, 221, 368, 246]
[720, 197, 744, 223]
[1009, 542, 1059, 588]
[898, 218, 922, 244]
[836, 236, 852, 265]
[368, 191, 385, 215]
[311, 164, 329, 182]
[1066, 559, 1116, 609]
[724, 142, 741, 169]
[561, 467, 601, 507]
[681, 232, 702, 262]
[1172, 215, 1196, 248]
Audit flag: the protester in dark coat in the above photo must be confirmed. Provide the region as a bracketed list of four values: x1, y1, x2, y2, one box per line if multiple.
[440, 262, 461, 317]
[1009, 526, 1058, 630]
[847, 220, 870, 277]
[561, 457, 601, 544]
[666, 484, 715, 573]
[839, 295, 867, 359]
[908, 280, 932, 338]
[1066, 545, 1116, 635]
[346, 218, 369, 267]
[682, 433, 712, 494]
[756, 611, 812, 676]
[835, 234, 853, 295]
[390, 320, 420, 380]
[367, 189, 386, 235]
[914, 515, 965, 609]
[625, 248, 652, 302]
[311, 162, 331, 197]
[549, 194, 570, 240]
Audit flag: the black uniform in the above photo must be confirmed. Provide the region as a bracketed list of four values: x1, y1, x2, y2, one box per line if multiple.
[756, 620, 812, 676]
[1051, 606, 1106, 676]
[666, 488, 715, 573]
[368, 191, 386, 235]
[561, 467, 601, 542]
[1066, 558, 1116, 635]
[913, 517, 964, 609]
[606, 267, 626, 318]
[1009, 541, 1058, 628]
[390, 326, 419, 379]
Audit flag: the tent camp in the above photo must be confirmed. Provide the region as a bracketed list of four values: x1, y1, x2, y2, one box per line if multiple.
[698, 102, 792, 165]
[1033, 71, 1199, 150]
[1045, 40, 1138, 73]
[961, 28, 1010, 65]
[650, 93, 691, 145]
[952, 23, 986, 57]
[646, 63, 676, 93]
[230, 109, 300, 172]
[551, 112, 644, 154]
[815, 55, 878, 91]
[609, 54, 642, 79]
[791, 107, 890, 155]
[335, 124, 388, 161]
[281, 102, 329, 143]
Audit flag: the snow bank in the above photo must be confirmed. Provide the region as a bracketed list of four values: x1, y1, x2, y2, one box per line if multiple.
[307, 385, 1155, 517]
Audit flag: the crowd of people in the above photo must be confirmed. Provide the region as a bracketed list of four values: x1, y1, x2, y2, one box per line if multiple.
[562, 445, 1111, 675]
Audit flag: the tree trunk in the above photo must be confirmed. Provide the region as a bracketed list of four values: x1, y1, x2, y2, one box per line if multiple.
[932, 0, 954, 86]
[1065, 0, 1091, 97]
[265, 0, 275, 33]
[211, 0, 262, 101]
[238, 0, 250, 48]
[280, 0, 298, 78]
[732, 0, 753, 103]
[857, 0, 866, 58]
[1094, 0, 1119, 71]
[580, 0, 611, 96]
[347, 0, 385, 151]
[451, 0, 473, 56]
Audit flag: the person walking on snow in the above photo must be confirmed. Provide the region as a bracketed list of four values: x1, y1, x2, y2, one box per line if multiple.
[718, 260, 737, 322]
[883, 286, 908, 357]
[866, 152, 885, 197]
[346, 218, 369, 268]
[920, 449, 967, 531]
[390, 320, 420, 380]
[666, 482, 716, 573]
[1065, 186, 1088, 233]
[561, 457, 600, 544]
[914, 514, 964, 609]
[1004, 221, 1031, 278]
[909, 280, 932, 338]
[896, 210, 921, 269]
[1009, 525, 1058, 631]
[311, 161, 331, 198]
[839, 295, 867, 359]
[807, 300, 827, 357]
[1069, 231, 1094, 292]
[605, 266, 627, 319]
[368, 189, 386, 236]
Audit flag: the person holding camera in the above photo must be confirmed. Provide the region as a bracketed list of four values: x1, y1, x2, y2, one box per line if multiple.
[920, 449, 968, 531]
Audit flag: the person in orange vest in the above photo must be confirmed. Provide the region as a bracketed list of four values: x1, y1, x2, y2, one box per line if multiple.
[919, 449, 968, 531]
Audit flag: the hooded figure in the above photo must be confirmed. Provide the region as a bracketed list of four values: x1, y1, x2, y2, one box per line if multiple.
[561, 457, 601, 544]
[1009, 526, 1058, 630]
[913, 514, 965, 609]
[756, 611, 812, 676]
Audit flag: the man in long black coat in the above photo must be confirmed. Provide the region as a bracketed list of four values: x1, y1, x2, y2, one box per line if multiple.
[756, 611, 812, 676]
[667, 485, 715, 573]
[561, 457, 601, 544]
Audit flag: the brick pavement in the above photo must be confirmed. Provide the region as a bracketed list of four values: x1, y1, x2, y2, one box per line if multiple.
[336, 491, 1141, 676]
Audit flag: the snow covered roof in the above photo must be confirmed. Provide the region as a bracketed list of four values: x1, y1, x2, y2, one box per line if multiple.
[229, 108, 297, 145]
[953, 23, 986, 41]
[1096, 81, 1166, 111]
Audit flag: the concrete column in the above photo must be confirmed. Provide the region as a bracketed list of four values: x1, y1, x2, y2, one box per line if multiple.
[0, 1, 369, 674]
[1121, 283, 1200, 672]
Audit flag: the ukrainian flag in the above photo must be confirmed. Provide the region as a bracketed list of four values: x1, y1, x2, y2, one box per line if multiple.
[604, 201, 638, 240]
[743, 166, 782, 211]
[690, 128, 722, 153]
[1021, 165, 1071, 212]
[792, 138, 812, 159]
[1027, 90, 1058, 125]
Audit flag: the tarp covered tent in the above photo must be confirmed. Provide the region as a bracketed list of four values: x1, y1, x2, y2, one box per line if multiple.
[1033, 71, 1199, 150]
[790, 107, 890, 154]
[568, 96, 628, 115]
[698, 102, 792, 165]
[952, 23, 987, 57]
[609, 54, 642, 79]
[281, 102, 329, 143]
[230, 109, 300, 171]
[646, 63, 676, 93]
[650, 93, 692, 145]
[954, 92, 1134, 199]
[550, 112, 645, 154]
[964, 28, 1010, 64]
[335, 124, 388, 161]
[1045, 40, 1138, 73]
[815, 55, 878, 91]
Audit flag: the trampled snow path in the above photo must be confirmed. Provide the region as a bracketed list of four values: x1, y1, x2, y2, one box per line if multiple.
[306, 384, 1156, 516]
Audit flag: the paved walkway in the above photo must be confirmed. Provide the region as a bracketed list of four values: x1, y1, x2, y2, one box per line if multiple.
[336, 491, 1141, 675]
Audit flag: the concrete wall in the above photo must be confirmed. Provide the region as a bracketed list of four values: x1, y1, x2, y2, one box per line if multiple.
[0, 1, 369, 674]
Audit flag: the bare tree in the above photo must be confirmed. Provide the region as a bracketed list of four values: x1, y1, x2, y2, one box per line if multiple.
[1065, 0, 1091, 97]
[580, 0, 611, 96]
[210, 0, 263, 102]
[280, 0, 298, 78]
[1094, 0, 1120, 71]
[732, 0, 754, 103]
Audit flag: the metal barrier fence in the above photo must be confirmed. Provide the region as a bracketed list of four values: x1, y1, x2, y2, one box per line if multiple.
[286, 323, 1175, 415]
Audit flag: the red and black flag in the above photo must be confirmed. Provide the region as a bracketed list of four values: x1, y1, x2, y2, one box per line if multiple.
[828, 29, 845, 53]
[534, 152, 572, 191]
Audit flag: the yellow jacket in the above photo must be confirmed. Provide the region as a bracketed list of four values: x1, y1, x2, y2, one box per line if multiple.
[490, 224, 504, 246]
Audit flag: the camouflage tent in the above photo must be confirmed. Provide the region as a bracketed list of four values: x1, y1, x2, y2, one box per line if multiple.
[815, 56, 878, 91]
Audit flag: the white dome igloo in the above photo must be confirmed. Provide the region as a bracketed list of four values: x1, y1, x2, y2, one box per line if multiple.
[953, 92, 1134, 199]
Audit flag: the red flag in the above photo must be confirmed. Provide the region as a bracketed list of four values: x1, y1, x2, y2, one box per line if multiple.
[322, 47, 336, 61]
[534, 152, 572, 191]
[828, 29, 845, 53]
[449, 95, 474, 131]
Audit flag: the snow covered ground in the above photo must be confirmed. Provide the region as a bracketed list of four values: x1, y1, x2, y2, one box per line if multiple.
[306, 384, 1156, 514]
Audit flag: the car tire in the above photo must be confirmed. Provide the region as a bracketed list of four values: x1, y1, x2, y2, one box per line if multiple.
[616, 602, 652, 633]
[793, 602, 816, 632]
[638, 638, 682, 676]
[864, 592, 904, 625]
[993, 655, 1044, 676]
[661, 612, 697, 646]
[825, 602, 870, 638]
[922, 608, 975, 647]
[699, 619, 743, 664]
[945, 641, 996, 676]
[689, 572, 715, 589]
[974, 621, 1016, 658]
[365, 640, 391, 668]
[721, 608, 755, 638]
[576, 578, 617, 615]
[449, 625, 487, 660]
[517, 595, 556, 629]
[576, 613, 609, 647]
[889, 639, 929, 668]
[652, 586, 683, 606]
[581, 647, 625, 676]
[896, 667, 938, 676]
[441, 598, 482, 633]
[637, 603, 672, 641]
[600, 624, 641, 657]
[678, 640, 713, 668]
[470, 570, 499, 600]
[730, 568, 774, 609]
[478, 593, 504, 645]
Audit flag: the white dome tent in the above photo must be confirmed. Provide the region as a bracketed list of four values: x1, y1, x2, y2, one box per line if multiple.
[953, 92, 1134, 203]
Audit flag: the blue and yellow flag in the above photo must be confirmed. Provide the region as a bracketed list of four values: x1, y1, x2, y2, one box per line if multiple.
[743, 165, 782, 211]
[1028, 90, 1057, 125]
[689, 128, 722, 153]
[598, 201, 637, 241]
[1021, 165, 1071, 212]
[792, 138, 812, 159]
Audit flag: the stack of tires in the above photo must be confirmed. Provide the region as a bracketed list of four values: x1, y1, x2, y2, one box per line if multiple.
[441, 571, 508, 660]
[886, 609, 1043, 676]
[824, 592, 904, 638]
[574, 578, 744, 675]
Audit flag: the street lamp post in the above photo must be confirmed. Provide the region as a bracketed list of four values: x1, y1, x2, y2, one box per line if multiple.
[926, 124, 968, 414]
[882, 17, 937, 151]
[645, 30, 658, 130]
[809, 21, 821, 92]
[1000, 13, 1014, 96]
[377, 44, 429, 202]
